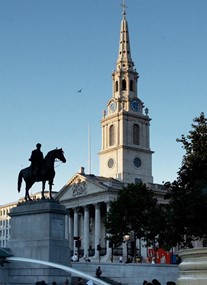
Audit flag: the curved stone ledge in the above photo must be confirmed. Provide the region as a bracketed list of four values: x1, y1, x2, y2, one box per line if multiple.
[178, 248, 207, 285]
[179, 261, 207, 271]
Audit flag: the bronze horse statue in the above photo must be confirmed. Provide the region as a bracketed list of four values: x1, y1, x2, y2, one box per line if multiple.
[18, 148, 66, 201]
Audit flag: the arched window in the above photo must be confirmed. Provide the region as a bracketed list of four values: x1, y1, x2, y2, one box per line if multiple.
[122, 79, 126, 91]
[130, 80, 134, 91]
[115, 81, 118, 92]
[133, 124, 139, 145]
[109, 125, 115, 146]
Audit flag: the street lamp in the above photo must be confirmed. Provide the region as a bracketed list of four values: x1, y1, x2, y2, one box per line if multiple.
[106, 234, 114, 262]
[123, 234, 130, 262]
[124, 234, 130, 241]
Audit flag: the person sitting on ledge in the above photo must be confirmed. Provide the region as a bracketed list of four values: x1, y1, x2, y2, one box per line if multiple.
[95, 266, 102, 278]
[71, 253, 78, 261]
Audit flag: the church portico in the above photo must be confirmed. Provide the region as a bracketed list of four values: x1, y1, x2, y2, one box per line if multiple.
[65, 200, 113, 261]
[56, 169, 124, 261]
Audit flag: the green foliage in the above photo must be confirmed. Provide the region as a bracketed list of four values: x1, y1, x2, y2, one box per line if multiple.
[161, 113, 207, 248]
[105, 182, 163, 248]
[177, 112, 207, 189]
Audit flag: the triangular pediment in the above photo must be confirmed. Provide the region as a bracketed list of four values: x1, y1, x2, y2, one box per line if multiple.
[55, 172, 123, 203]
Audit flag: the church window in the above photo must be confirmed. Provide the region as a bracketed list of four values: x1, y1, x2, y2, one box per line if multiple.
[135, 178, 142, 184]
[133, 124, 140, 145]
[122, 79, 126, 91]
[115, 81, 118, 92]
[109, 125, 115, 146]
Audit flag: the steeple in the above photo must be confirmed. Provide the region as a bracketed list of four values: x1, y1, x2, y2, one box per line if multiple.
[99, 2, 153, 185]
[117, 0, 133, 71]
[111, 0, 139, 106]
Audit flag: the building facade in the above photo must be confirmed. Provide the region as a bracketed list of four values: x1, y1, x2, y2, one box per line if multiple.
[0, 202, 15, 248]
[55, 6, 165, 261]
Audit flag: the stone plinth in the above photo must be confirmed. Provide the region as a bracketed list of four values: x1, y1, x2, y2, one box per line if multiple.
[178, 248, 207, 285]
[8, 199, 71, 285]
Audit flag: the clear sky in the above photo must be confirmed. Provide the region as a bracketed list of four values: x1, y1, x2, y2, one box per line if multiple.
[1, 0, 207, 205]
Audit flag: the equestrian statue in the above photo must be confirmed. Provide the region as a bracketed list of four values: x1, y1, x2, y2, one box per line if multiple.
[18, 143, 66, 201]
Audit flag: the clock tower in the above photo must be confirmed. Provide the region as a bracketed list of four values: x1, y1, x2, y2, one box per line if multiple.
[99, 4, 153, 184]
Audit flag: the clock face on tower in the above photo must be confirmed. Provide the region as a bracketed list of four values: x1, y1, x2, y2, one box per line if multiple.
[108, 158, 114, 168]
[131, 99, 140, 112]
[133, 157, 142, 168]
[109, 101, 117, 113]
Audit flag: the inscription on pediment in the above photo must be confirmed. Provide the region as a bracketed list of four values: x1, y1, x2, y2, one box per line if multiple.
[72, 179, 87, 196]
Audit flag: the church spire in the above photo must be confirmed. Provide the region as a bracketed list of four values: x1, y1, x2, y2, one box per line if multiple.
[117, 0, 133, 71]
[111, 0, 139, 103]
[99, 1, 153, 185]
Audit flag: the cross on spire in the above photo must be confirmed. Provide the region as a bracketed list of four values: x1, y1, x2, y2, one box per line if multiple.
[121, 0, 128, 17]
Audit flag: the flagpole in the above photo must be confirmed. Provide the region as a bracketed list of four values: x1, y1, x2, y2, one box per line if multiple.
[88, 123, 91, 174]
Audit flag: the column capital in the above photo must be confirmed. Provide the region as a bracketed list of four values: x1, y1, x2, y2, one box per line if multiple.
[73, 207, 81, 213]
[83, 205, 90, 210]
[94, 202, 101, 208]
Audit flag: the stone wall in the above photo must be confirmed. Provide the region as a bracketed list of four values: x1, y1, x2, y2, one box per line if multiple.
[0, 265, 9, 284]
[72, 262, 178, 285]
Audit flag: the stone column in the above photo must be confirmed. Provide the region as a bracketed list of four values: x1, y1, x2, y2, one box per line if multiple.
[65, 213, 69, 240]
[83, 205, 90, 258]
[94, 203, 101, 259]
[69, 210, 74, 249]
[106, 203, 112, 261]
[73, 208, 79, 254]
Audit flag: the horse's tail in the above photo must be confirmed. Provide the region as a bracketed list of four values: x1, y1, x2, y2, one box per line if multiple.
[17, 170, 23, 193]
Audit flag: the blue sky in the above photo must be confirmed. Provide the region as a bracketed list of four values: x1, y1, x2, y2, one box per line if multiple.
[1, 0, 207, 205]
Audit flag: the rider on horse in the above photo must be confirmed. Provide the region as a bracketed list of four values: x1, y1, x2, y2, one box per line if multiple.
[29, 143, 44, 181]
[18, 147, 66, 200]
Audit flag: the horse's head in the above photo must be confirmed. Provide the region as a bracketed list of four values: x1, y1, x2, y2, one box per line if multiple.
[44, 148, 66, 166]
[55, 148, 66, 163]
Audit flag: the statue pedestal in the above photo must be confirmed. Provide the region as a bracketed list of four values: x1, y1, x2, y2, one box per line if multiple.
[178, 248, 207, 285]
[8, 199, 70, 285]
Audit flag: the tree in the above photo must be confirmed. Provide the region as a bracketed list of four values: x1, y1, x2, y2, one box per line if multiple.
[160, 113, 207, 248]
[105, 182, 164, 257]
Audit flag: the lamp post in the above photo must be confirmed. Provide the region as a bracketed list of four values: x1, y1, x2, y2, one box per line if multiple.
[106, 233, 113, 262]
[123, 234, 130, 262]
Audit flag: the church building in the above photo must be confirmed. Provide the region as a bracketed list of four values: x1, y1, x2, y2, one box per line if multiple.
[56, 4, 165, 261]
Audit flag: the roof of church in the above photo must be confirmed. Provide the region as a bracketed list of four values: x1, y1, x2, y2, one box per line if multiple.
[55, 170, 125, 201]
[82, 174, 124, 190]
